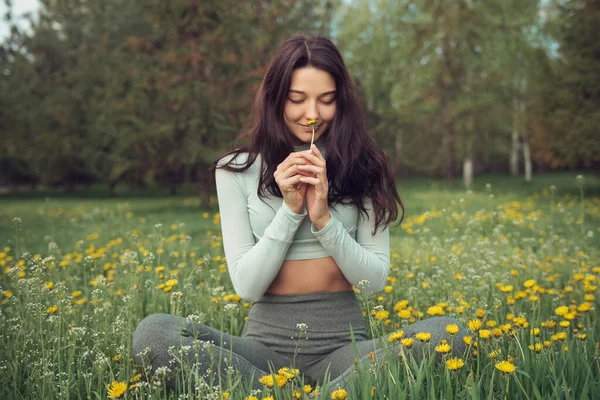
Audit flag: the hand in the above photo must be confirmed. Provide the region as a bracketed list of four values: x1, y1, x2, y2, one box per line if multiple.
[273, 151, 313, 214]
[297, 145, 331, 229]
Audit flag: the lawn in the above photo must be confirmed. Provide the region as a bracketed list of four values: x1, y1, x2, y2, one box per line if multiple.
[0, 172, 598, 399]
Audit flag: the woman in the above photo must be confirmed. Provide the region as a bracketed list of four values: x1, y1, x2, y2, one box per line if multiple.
[133, 33, 466, 394]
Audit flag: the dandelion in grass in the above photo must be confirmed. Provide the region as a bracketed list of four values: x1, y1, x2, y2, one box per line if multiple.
[463, 336, 472, 346]
[529, 343, 543, 353]
[435, 340, 451, 354]
[106, 381, 127, 398]
[401, 338, 414, 348]
[278, 367, 300, 380]
[495, 360, 516, 374]
[488, 349, 502, 359]
[468, 319, 482, 332]
[259, 374, 287, 388]
[555, 306, 569, 316]
[479, 329, 492, 339]
[446, 357, 464, 371]
[388, 330, 404, 343]
[415, 332, 431, 343]
[446, 324, 460, 335]
[331, 388, 348, 400]
[427, 305, 445, 316]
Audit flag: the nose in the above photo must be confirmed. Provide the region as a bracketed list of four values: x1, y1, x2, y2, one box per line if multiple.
[304, 100, 318, 121]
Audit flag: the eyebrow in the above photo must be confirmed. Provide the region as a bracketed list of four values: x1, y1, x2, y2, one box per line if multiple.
[288, 90, 336, 96]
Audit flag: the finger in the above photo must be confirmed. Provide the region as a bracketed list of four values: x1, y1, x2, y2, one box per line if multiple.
[280, 175, 304, 191]
[299, 149, 325, 167]
[277, 155, 310, 174]
[278, 165, 313, 182]
[297, 164, 324, 177]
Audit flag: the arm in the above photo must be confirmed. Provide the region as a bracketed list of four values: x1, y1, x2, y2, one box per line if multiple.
[310, 196, 390, 295]
[215, 165, 306, 302]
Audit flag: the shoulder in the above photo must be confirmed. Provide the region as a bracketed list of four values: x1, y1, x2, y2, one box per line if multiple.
[216, 151, 252, 168]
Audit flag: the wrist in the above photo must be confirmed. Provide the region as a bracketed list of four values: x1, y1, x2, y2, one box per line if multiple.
[313, 213, 331, 231]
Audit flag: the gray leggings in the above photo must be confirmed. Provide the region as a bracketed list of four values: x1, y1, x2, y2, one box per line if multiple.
[132, 291, 467, 393]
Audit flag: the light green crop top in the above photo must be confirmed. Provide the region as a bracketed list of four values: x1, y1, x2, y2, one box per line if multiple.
[215, 140, 390, 302]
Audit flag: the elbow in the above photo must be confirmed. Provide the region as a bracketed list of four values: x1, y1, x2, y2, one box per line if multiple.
[357, 262, 389, 295]
[232, 281, 262, 303]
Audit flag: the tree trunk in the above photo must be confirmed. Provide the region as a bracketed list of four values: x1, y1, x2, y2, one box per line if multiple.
[510, 97, 520, 176]
[523, 132, 532, 182]
[446, 122, 454, 186]
[463, 156, 473, 189]
[196, 163, 212, 208]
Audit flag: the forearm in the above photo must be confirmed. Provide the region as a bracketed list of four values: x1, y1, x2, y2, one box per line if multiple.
[311, 213, 390, 294]
[225, 202, 306, 302]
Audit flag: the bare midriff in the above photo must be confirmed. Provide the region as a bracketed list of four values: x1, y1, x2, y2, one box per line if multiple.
[266, 256, 352, 295]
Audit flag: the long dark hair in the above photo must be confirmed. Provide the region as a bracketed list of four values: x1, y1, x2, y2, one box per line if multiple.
[212, 32, 404, 232]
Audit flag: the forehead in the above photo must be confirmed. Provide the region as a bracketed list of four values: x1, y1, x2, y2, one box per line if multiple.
[289, 67, 336, 92]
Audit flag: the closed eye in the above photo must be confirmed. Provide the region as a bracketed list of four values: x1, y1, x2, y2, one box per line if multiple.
[288, 98, 336, 105]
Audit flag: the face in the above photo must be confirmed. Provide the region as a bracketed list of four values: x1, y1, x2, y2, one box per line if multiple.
[283, 66, 337, 146]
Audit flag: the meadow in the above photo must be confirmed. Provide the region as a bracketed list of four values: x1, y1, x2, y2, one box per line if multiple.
[0, 172, 598, 399]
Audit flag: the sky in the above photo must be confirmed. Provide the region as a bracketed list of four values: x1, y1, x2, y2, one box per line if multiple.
[0, 0, 40, 41]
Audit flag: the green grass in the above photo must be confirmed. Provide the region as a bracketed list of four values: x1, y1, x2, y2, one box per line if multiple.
[0, 171, 599, 399]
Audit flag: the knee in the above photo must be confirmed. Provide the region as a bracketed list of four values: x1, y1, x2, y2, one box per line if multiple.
[132, 313, 179, 363]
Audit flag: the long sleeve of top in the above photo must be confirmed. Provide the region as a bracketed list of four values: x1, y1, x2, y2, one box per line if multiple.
[215, 160, 306, 302]
[310, 196, 390, 295]
[214, 151, 390, 303]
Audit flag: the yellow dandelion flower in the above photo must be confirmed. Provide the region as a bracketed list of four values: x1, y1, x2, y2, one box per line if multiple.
[47, 305, 58, 314]
[500, 285, 513, 293]
[106, 381, 128, 398]
[165, 279, 178, 287]
[468, 319, 482, 332]
[556, 332, 567, 341]
[446, 324, 460, 335]
[577, 302, 592, 312]
[528, 343, 543, 353]
[435, 340, 452, 353]
[427, 305, 445, 316]
[388, 330, 404, 342]
[495, 361, 516, 374]
[530, 328, 541, 336]
[559, 321, 570, 328]
[479, 329, 491, 339]
[374, 309, 389, 322]
[446, 357, 464, 371]
[401, 338, 414, 348]
[331, 388, 347, 400]
[415, 332, 432, 342]
[398, 309, 412, 319]
[71, 290, 82, 298]
[463, 336, 472, 346]
[524, 279, 536, 288]
[278, 367, 300, 380]
[488, 349, 502, 359]
[554, 306, 569, 316]
[304, 384, 313, 393]
[544, 320, 557, 329]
